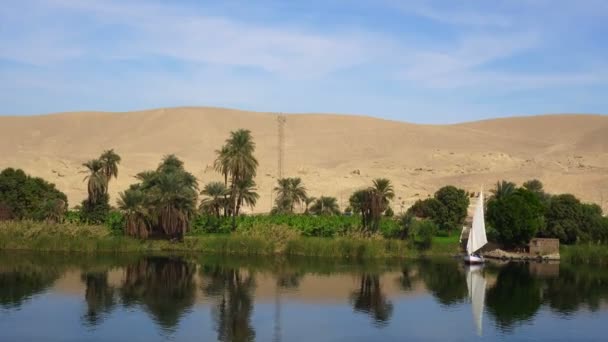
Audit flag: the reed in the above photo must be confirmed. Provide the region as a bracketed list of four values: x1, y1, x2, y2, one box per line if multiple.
[0, 221, 460, 258]
[561, 244, 608, 266]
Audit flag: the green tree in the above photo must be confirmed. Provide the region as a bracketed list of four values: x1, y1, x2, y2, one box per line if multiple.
[434, 185, 469, 233]
[491, 180, 517, 200]
[542, 194, 606, 244]
[127, 155, 198, 239]
[0, 168, 68, 221]
[486, 188, 544, 247]
[99, 149, 121, 183]
[200, 182, 228, 218]
[273, 177, 307, 213]
[214, 130, 259, 221]
[233, 177, 259, 216]
[82, 159, 107, 204]
[309, 196, 341, 216]
[372, 178, 395, 212]
[523, 179, 544, 194]
[118, 187, 152, 239]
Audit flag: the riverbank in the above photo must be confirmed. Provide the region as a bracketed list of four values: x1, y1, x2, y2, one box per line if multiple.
[0, 221, 458, 259]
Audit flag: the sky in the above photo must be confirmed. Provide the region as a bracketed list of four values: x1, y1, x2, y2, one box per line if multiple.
[1, 0, 607, 123]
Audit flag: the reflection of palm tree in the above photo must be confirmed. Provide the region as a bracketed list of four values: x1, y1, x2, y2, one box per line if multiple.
[201, 266, 256, 342]
[120, 257, 196, 332]
[350, 274, 393, 325]
[81, 271, 116, 327]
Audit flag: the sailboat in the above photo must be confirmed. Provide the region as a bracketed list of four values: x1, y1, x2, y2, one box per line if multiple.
[464, 189, 488, 264]
[466, 265, 486, 336]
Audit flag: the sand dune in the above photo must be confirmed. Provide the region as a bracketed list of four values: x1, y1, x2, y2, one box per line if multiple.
[1, 107, 607, 213]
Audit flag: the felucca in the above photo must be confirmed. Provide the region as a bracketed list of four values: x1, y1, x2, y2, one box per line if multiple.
[464, 189, 488, 264]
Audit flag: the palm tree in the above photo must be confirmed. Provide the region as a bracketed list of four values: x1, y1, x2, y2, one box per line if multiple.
[134, 155, 198, 239]
[491, 180, 516, 200]
[273, 178, 307, 213]
[99, 149, 121, 184]
[233, 177, 259, 216]
[200, 182, 228, 218]
[303, 196, 316, 214]
[83, 159, 107, 204]
[372, 178, 395, 210]
[118, 187, 151, 239]
[154, 170, 198, 239]
[309, 196, 340, 216]
[214, 130, 259, 220]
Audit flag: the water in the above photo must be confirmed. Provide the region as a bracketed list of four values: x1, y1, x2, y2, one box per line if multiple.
[1, 252, 607, 341]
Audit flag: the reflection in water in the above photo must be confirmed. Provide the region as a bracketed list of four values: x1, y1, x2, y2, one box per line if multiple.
[2, 252, 608, 340]
[0, 266, 60, 309]
[486, 263, 542, 332]
[120, 257, 196, 332]
[81, 271, 116, 327]
[350, 274, 393, 325]
[543, 265, 608, 314]
[201, 265, 256, 342]
[419, 259, 468, 306]
[466, 265, 486, 336]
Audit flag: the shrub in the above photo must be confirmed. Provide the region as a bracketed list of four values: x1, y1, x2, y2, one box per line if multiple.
[542, 194, 607, 244]
[80, 194, 111, 224]
[105, 210, 125, 235]
[408, 219, 437, 250]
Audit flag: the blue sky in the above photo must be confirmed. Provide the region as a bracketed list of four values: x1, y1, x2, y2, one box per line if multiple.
[1, 0, 607, 123]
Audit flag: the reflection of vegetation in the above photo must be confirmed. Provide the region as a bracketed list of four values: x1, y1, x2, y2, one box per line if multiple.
[0, 267, 60, 309]
[350, 274, 393, 325]
[120, 257, 196, 332]
[543, 265, 608, 314]
[81, 271, 116, 326]
[486, 263, 542, 331]
[418, 259, 467, 306]
[201, 265, 256, 342]
[397, 264, 415, 291]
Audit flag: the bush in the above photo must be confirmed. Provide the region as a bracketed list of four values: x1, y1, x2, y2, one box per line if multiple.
[80, 194, 111, 224]
[486, 188, 544, 247]
[409, 219, 437, 250]
[105, 210, 125, 235]
[0, 168, 68, 221]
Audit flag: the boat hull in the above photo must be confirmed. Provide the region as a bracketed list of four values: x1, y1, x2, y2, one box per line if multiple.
[464, 255, 485, 264]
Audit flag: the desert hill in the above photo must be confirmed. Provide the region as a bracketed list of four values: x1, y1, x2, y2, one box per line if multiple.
[1, 107, 607, 213]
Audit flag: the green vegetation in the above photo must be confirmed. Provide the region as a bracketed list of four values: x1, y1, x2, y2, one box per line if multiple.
[0, 168, 68, 222]
[486, 188, 545, 247]
[80, 149, 121, 224]
[0, 220, 457, 258]
[406, 185, 470, 233]
[2, 127, 608, 262]
[119, 155, 198, 240]
[486, 179, 608, 247]
[561, 244, 608, 266]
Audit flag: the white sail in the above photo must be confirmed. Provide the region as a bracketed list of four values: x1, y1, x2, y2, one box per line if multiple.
[466, 190, 488, 255]
[467, 266, 486, 336]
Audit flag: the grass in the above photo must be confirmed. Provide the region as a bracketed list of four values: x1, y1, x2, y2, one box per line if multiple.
[0, 220, 460, 259]
[561, 244, 608, 266]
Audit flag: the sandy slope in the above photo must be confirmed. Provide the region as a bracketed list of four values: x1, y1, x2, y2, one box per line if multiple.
[1, 107, 607, 213]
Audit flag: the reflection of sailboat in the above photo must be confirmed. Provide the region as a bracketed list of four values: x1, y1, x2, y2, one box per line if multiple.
[466, 265, 486, 336]
[464, 189, 488, 264]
